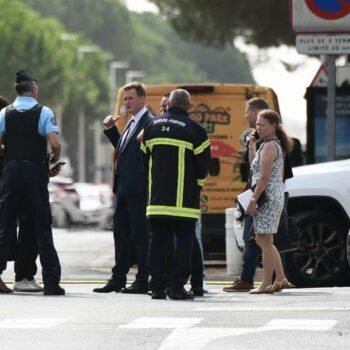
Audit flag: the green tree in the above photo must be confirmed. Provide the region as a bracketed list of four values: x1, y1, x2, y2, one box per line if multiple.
[149, 0, 294, 48]
[0, 0, 110, 181]
[0, 0, 75, 105]
[21, 0, 134, 60]
[130, 12, 254, 84]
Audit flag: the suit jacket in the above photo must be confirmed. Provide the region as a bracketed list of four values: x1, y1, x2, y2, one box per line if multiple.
[104, 110, 153, 194]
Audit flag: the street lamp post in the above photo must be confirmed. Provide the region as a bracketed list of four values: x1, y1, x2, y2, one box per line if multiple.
[109, 61, 129, 114]
[125, 70, 145, 84]
[77, 45, 100, 183]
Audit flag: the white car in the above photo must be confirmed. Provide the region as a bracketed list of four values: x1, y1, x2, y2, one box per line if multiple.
[284, 159, 350, 287]
[74, 183, 114, 229]
[49, 176, 85, 228]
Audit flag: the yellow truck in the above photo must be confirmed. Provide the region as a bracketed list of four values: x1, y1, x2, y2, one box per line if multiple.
[114, 83, 280, 241]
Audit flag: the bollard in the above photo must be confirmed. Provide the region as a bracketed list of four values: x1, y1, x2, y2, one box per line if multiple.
[225, 208, 244, 276]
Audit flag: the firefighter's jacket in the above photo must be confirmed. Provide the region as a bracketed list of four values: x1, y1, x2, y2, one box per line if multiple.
[141, 106, 211, 220]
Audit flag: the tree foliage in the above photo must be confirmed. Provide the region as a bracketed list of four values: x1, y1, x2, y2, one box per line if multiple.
[150, 0, 294, 48]
[0, 0, 110, 181]
[0, 0, 75, 105]
[130, 12, 254, 84]
[21, 0, 134, 61]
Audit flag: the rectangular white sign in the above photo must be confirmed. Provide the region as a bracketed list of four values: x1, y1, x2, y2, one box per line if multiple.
[291, 0, 350, 33]
[296, 34, 350, 54]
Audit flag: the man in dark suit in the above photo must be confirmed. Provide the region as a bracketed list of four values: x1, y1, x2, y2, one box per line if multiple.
[93, 82, 152, 294]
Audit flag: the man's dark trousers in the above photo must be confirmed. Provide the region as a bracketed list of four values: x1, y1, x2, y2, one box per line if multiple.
[0, 161, 60, 286]
[111, 184, 149, 286]
[15, 215, 39, 282]
[148, 218, 195, 292]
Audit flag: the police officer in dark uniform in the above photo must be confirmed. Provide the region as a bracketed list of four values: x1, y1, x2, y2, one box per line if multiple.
[0, 95, 43, 293]
[0, 70, 64, 295]
[141, 89, 211, 300]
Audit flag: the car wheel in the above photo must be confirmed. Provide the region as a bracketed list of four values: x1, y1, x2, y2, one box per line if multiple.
[283, 211, 348, 287]
[61, 211, 72, 228]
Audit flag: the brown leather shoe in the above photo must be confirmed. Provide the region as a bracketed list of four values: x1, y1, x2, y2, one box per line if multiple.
[223, 279, 253, 292]
[0, 277, 13, 293]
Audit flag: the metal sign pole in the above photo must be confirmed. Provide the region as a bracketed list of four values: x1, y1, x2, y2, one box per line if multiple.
[326, 55, 336, 161]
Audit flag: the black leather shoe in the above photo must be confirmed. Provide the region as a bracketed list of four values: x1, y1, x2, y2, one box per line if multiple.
[151, 290, 166, 300]
[0, 277, 13, 294]
[190, 287, 204, 297]
[168, 288, 194, 300]
[43, 285, 65, 296]
[121, 282, 149, 294]
[93, 279, 124, 293]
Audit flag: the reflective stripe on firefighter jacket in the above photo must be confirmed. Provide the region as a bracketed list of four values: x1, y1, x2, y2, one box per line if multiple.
[141, 106, 211, 220]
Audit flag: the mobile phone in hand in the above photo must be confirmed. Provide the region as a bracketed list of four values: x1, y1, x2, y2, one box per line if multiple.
[252, 129, 259, 139]
[49, 161, 66, 172]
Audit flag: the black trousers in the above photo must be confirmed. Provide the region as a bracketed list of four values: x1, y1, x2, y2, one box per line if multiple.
[148, 218, 195, 291]
[111, 190, 149, 285]
[5, 209, 39, 281]
[15, 215, 39, 281]
[162, 226, 204, 289]
[0, 161, 60, 286]
[190, 233, 204, 289]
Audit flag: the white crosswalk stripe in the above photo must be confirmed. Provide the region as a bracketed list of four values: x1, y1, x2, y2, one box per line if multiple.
[0, 318, 67, 329]
[120, 317, 338, 350]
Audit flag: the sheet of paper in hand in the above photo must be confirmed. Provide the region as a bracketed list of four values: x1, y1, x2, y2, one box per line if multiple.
[236, 188, 254, 217]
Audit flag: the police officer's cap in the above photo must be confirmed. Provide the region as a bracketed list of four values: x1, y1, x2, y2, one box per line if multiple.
[15, 70, 37, 83]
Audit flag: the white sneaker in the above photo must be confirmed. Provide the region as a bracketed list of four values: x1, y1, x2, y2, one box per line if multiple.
[13, 279, 44, 292]
[203, 281, 209, 294]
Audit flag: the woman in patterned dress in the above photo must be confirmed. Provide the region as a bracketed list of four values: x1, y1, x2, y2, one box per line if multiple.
[246, 110, 294, 294]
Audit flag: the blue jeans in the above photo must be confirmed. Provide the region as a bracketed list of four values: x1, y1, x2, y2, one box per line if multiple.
[190, 220, 205, 288]
[239, 215, 260, 285]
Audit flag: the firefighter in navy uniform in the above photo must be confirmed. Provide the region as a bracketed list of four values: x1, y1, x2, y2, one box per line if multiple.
[141, 89, 211, 300]
[0, 70, 64, 295]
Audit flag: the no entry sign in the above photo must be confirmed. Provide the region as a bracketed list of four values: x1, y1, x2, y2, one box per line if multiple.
[291, 0, 350, 33]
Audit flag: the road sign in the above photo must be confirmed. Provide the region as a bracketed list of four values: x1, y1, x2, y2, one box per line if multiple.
[296, 34, 350, 54]
[291, 0, 350, 33]
[310, 64, 328, 87]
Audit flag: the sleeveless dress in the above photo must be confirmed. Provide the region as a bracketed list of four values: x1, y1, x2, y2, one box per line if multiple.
[251, 140, 284, 234]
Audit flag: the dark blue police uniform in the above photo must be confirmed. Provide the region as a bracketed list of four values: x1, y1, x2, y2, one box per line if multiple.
[0, 104, 61, 287]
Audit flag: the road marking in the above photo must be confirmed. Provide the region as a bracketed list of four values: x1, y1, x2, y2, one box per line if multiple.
[119, 317, 203, 329]
[0, 318, 66, 329]
[158, 327, 256, 350]
[265, 319, 337, 331]
[196, 306, 350, 311]
[157, 318, 338, 350]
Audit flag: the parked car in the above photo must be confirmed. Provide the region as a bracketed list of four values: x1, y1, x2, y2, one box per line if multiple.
[74, 183, 114, 229]
[49, 176, 85, 228]
[285, 159, 350, 287]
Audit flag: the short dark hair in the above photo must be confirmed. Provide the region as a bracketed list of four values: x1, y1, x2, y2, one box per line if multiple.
[123, 81, 146, 97]
[0, 96, 9, 109]
[14, 80, 37, 96]
[246, 97, 270, 111]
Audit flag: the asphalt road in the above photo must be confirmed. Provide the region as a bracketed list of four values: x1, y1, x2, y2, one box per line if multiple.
[3, 227, 229, 282]
[1, 228, 350, 349]
[1, 284, 350, 350]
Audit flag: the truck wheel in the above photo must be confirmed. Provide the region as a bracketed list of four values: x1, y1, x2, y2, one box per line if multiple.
[283, 211, 348, 287]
